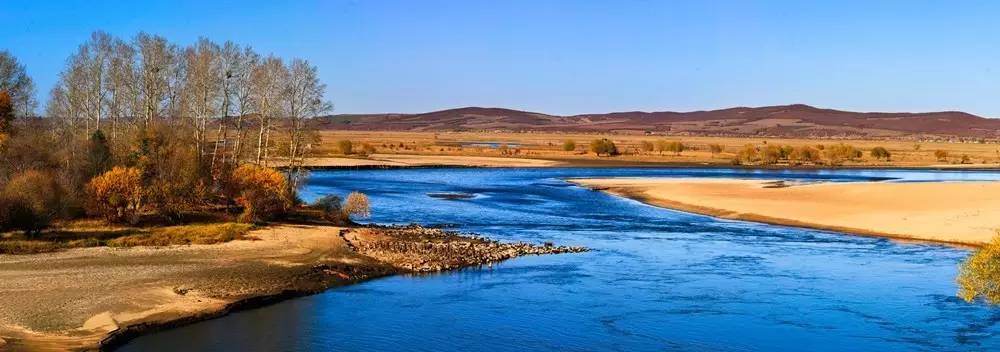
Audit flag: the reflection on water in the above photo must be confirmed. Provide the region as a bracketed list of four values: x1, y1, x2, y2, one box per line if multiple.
[121, 168, 1000, 351]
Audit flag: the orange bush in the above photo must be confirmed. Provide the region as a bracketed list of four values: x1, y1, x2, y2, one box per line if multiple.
[87, 166, 143, 223]
[230, 164, 292, 223]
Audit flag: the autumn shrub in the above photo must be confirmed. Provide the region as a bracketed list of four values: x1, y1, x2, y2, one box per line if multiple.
[590, 139, 618, 156]
[733, 144, 760, 165]
[639, 141, 654, 153]
[0, 195, 46, 234]
[313, 194, 346, 223]
[870, 146, 891, 161]
[934, 149, 949, 161]
[0, 170, 63, 233]
[562, 140, 576, 152]
[958, 233, 1000, 304]
[343, 191, 370, 220]
[825, 143, 862, 165]
[761, 145, 783, 165]
[86, 166, 144, 224]
[337, 140, 354, 155]
[230, 164, 292, 223]
[790, 146, 822, 164]
[708, 144, 724, 155]
[665, 141, 685, 156]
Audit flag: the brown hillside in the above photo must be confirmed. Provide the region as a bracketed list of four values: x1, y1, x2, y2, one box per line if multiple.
[314, 104, 1000, 139]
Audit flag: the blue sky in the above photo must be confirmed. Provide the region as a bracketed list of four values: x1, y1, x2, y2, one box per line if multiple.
[2, 0, 999, 117]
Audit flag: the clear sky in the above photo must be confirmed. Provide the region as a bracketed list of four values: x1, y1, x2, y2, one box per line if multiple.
[2, 0, 999, 117]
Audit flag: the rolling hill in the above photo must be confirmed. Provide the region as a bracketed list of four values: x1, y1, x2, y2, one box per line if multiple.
[314, 104, 1000, 139]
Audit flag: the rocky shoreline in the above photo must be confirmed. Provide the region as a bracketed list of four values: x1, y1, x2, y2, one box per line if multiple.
[345, 225, 589, 272]
[0, 224, 587, 351]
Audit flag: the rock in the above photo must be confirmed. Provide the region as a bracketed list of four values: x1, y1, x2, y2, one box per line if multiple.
[0, 337, 6, 348]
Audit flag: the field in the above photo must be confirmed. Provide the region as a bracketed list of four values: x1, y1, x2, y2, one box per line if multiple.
[307, 130, 1000, 168]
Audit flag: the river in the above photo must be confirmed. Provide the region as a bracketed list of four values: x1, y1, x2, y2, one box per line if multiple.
[120, 167, 1000, 351]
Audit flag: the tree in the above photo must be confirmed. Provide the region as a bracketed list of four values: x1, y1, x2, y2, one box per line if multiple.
[870, 146, 891, 161]
[283, 59, 331, 187]
[761, 145, 783, 165]
[136, 32, 176, 124]
[654, 140, 669, 155]
[665, 141, 685, 156]
[0, 50, 37, 117]
[250, 56, 288, 165]
[1, 170, 62, 234]
[958, 234, 1000, 304]
[230, 164, 292, 223]
[337, 140, 354, 155]
[825, 143, 862, 165]
[84, 130, 113, 179]
[790, 146, 822, 164]
[934, 150, 949, 162]
[313, 194, 345, 223]
[590, 139, 618, 156]
[708, 144, 724, 155]
[343, 191, 370, 220]
[86, 166, 144, 223]
[639, 141, 654, 154]
[734, 144, 760, 165]
[180, 38, 222, 165]
[562, 140, 576, 152]
[0, 90, 13, 135]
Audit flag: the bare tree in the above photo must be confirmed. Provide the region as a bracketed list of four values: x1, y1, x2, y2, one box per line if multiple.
[283, 58, 331, 185]
[135, 33, 174, 124]
[0, 50, 37, 117]
[249, 56, 287, 166]
[180, 38, 222, 164]
[231, 46, 259, 164]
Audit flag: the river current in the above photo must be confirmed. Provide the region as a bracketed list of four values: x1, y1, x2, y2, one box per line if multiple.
[120, 167, 1000, 351]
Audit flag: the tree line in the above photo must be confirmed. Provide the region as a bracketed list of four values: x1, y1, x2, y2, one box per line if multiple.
[0, 32, 341, 234]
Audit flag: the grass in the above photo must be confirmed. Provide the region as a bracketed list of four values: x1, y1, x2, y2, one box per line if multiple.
[0, 222, 255, 254]
[106, 223, 255, 247]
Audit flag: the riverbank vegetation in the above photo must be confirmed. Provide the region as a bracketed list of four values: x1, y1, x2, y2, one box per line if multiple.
[958, 232, 1000, 304]
[0, 32, 369, 253]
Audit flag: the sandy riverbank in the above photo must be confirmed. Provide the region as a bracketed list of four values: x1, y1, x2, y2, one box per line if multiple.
[0, 225, 584, 351]
[571, 178, 1000, 246]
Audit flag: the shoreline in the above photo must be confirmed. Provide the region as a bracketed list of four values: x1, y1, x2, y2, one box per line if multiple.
[571, 178, 1000, 247]
[298, 153, 1000, 171]
[0, 224, 586, 351]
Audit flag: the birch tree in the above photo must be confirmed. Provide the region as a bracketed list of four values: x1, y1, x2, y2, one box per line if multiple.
[249, 56, 287, 166]
[283, 59, 331, 185]
[0, 50, 37, 118]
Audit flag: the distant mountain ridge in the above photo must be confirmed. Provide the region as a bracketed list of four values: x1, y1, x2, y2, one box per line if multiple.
[314, 104, 1000, 139]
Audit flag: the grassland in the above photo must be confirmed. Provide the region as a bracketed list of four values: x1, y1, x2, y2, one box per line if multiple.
[306, 131, 1000, 168]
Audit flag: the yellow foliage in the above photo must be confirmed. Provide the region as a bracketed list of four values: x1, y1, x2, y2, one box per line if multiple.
[343, 191, 370, 219]
[230, 164, 292, 223]
[957, 233, 1000, 304]
[87, 167, 143, 223]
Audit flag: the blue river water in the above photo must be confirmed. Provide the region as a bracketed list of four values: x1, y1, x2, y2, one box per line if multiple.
[120, 167, 1000, 351]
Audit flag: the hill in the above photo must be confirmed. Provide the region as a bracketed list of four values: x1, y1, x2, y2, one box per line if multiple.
[314, 104, 1000, 139]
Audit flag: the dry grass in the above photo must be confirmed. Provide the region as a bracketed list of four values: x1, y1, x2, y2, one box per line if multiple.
[105, 223, 255, 247]
[0, 222, 255, 254]
[307, 131, 1000, 167]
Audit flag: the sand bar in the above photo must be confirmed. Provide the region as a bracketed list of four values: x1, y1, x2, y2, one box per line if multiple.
[571, 178, 1000, 246]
